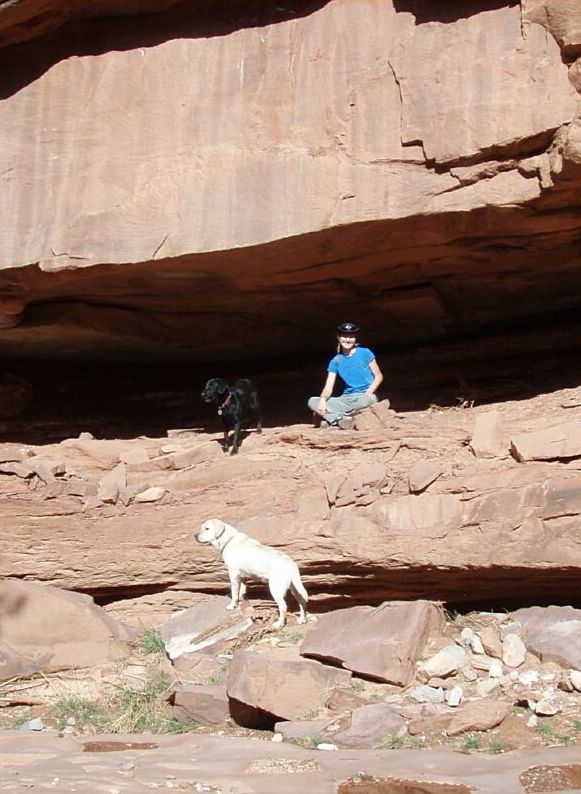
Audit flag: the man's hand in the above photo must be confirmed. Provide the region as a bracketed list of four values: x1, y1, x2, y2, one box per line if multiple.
[315, 397, 327, 416]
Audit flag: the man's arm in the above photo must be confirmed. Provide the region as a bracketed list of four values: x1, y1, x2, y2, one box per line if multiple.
[314, 372, 337, 416]
[364, 359, 383, 397]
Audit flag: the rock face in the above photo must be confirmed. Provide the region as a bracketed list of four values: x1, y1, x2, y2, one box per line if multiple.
[0, 0, 580, 363]
[1, 385, 580, 610]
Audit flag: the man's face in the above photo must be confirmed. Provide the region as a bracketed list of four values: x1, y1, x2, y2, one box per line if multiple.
[338, 333, 357, 350]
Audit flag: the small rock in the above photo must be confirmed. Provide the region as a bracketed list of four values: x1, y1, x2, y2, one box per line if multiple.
[460, 666, 478, 682]
[489, 659, 503, 678]
[527, 714, 538, 728]
[476, 678, 499, 697]
[502, 633, 526, 668]
[446, 699, 509, 736]
[446, 685, 463, 707]
[83, 495, 104, 511]
[534, 699, 560, 716]
[119, 761, 135, 773]
[134, 486, 166, 503]
[409, 685, 445, 704]
[271, 733, 283, 742]
[420, 645, 466, 679]
[469, 410, 506, 459]
[479, 626, 502, 658]
[519, 670, 539, 686]
[558, 672, 574, 692]
[316, 743, 337, 751]
[472, 656, 492, 672]
[470, 635, 485, 655]
[569, 670, 581, 692]
[19, 718, 44, 731]
[408, 460, 443, 493]
[460, 628, 475, 645]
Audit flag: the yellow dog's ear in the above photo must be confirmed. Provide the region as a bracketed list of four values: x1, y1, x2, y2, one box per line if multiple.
[212, 519, 226, 538]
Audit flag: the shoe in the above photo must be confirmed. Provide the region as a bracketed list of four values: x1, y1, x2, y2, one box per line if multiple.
[337, 416, 354, 430]
[320, 420, 331, 429]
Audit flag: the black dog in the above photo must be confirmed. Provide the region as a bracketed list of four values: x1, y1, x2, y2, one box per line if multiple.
[201, 378, 262, 454]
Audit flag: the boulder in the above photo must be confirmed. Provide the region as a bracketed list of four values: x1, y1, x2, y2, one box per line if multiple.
[301, 600, 445, 686]
[479, 626, 503, 659]
[512, 606, 581, 669]
[325, 688, 368, 713]
[0, 460, 34, 479]
[273, 717, 337, 742]
[502, 633, 527, 668]
[510, 421, 581, 461]
[353, 400, 393, 432]
[97, 462, 127, 504]
[408, 460, 444, 493]
[469, 411, 507, 459]
[134, 486, 166, 503]
[332, 702, 405, 748]
[325, 463, 386, 508]
[0, 580, 134, 679]
[171, 684, 229, 725]
[446, 699, 509, 736]
[60, 439, 139, 470]
[158, 597, 253, 660]
[171, 652, 227, 685]
[419, 645, 467, 679]
[226, 650, 351, 727]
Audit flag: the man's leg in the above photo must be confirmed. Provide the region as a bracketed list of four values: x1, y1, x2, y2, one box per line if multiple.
[324, 393, 377, 425]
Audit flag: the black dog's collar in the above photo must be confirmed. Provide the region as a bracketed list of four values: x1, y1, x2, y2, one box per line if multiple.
[217, 391, 232, 416]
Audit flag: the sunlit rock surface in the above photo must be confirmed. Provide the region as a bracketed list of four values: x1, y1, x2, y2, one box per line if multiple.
[0, 0, 580, 362]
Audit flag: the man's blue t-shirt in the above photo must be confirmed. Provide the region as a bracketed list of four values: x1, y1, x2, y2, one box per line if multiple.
[328, 347, 376, 394]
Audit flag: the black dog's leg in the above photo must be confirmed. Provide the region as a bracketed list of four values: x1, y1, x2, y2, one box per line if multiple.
[231, 419, 241, 455]
[222, 418, 231, 452]
[253, 393, 263, 434]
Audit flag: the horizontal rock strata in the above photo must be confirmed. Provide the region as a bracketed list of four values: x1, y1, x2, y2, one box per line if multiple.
[0, 0, 580, 362]
[1, 386, 579, 610]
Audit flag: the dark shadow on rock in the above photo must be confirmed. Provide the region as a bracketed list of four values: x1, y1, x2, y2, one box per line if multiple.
[228, 696, 277, 731]
[394, 0, 518, 26]
[0, 314, 580, 444]
[0, 0, 331, 98]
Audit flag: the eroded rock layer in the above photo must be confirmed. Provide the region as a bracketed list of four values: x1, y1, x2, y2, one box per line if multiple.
[1, 383, 580, 610]
[1, 0, 580, 362]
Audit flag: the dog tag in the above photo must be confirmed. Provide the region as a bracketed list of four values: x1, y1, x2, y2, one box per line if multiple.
[217, 408, 223, 415]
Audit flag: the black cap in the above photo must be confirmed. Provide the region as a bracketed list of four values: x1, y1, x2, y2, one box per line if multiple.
[337, 322, 360, 334]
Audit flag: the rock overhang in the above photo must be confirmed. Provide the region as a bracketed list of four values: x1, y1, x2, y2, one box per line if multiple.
[0, 0, 580, 364]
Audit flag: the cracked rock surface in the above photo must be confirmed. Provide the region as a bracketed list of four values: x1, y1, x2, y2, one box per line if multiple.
[0, 0, 580, 362]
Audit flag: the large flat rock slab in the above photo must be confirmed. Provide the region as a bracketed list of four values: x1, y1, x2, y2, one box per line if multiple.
[0, 731, 579, 794]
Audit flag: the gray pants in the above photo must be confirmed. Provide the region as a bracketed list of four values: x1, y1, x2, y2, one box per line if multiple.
[307, 393, 377, 425]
